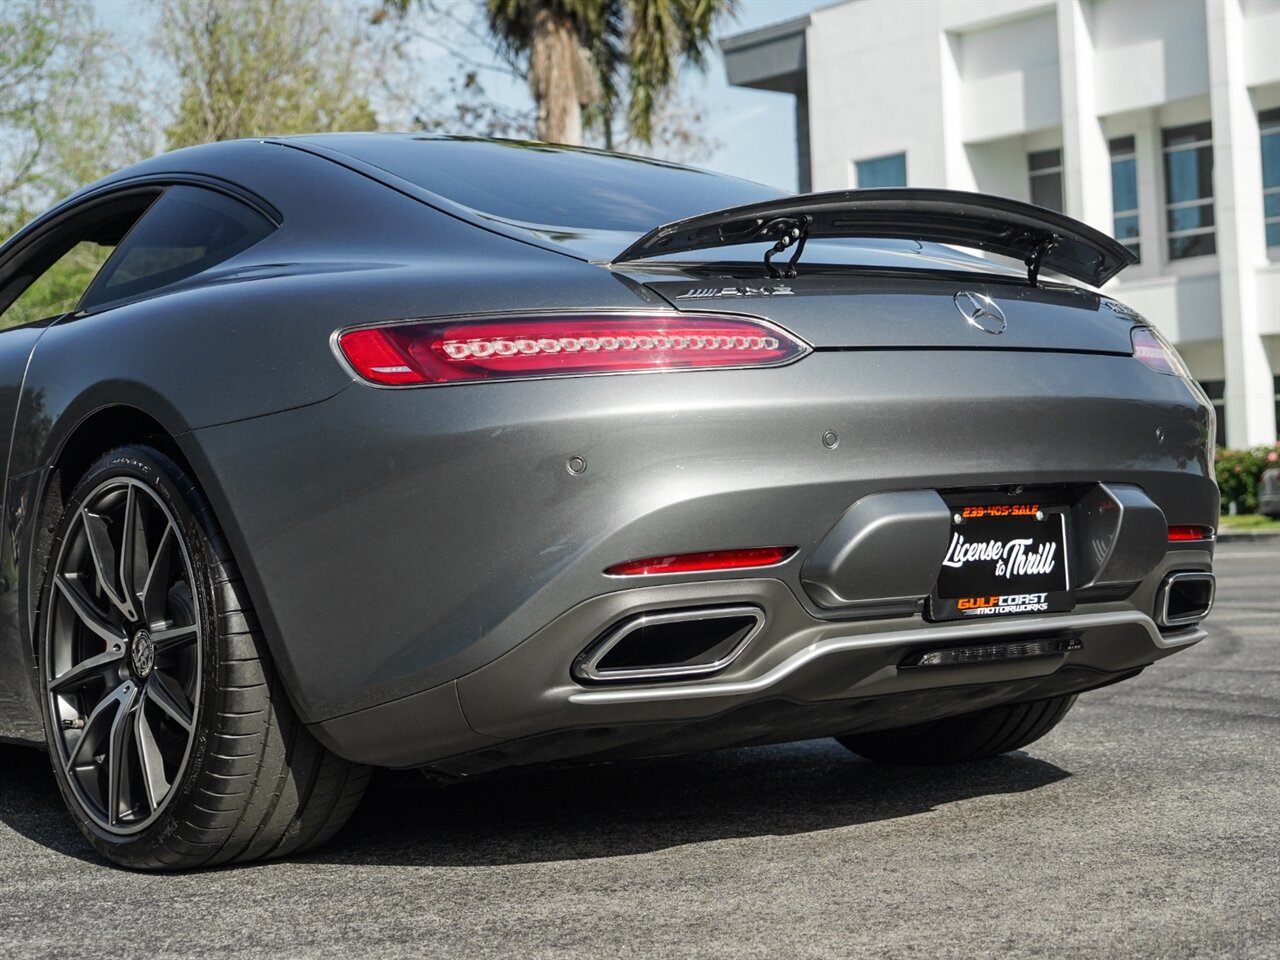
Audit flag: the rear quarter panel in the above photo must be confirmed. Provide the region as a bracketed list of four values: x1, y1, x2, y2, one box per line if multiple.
[0, 163, 657, 733]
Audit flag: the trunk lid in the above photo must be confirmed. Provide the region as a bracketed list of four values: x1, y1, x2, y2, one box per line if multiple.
[637, 271, 1138, 354]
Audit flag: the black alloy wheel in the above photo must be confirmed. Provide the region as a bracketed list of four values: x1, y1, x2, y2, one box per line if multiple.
[38, 445, 369, 870]
[44, 474, 202, 833]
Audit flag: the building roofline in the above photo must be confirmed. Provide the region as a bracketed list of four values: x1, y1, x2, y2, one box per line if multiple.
[718, 14, 810, 54]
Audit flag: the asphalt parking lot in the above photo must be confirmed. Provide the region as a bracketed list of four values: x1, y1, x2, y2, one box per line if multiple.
[1, 540, 1276, 960]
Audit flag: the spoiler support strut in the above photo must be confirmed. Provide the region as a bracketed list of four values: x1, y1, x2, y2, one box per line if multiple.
[762, 216, 811, 279]
[1024, 234, 1062, 286]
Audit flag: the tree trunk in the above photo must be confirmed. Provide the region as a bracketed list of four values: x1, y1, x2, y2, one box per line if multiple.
[528, 6, 598, 145]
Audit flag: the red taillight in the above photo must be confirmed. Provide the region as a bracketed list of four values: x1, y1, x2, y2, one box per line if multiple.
[1168, 524, 1214, 542]
[337, 313, 808, 385]
[1132, 326, 1190, 377]
[605, 546, 796, 577]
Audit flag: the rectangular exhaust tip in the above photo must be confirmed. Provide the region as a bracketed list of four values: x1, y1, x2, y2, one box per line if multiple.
[1157, 571, 1215, 627]
[573, 606, 764, 684]
[904, 636, 1082, 667]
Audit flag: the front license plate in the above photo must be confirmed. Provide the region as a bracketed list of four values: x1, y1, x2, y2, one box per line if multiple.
[928, 504, 1073, 621]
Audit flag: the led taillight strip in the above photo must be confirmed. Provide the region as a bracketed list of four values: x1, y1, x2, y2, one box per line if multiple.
[439, 333, 781, 360]
[337, 313, 809, 385]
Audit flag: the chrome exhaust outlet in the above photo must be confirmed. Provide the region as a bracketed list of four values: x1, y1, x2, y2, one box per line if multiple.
[1156, 571, 1215, 628]
[572, 605, 765, 684]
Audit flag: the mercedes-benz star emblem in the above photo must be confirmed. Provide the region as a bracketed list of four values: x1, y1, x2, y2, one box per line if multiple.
[954, 291, 1007, 335]
[131, 628, 155, 678]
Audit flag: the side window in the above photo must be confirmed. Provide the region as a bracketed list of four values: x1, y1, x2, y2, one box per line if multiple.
[80, 186, 274, 311]
[1, 242, 115, 330]
[0, 194, 158, 331]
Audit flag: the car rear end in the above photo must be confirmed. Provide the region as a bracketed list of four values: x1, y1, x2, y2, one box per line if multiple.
[197, 138, 1218, 772]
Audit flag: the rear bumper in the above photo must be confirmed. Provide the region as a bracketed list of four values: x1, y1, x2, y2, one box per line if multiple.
[185, 348, 1217, 758]
[309, 544, 1211, 771]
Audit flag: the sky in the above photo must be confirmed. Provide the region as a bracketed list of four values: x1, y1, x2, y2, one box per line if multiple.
[692, 0, 830, 189]
[92, 0, 829, 191]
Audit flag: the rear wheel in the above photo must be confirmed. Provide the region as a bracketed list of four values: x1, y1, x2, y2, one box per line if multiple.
[835, 694, 1077, 766]
[38, 445, 368, 869]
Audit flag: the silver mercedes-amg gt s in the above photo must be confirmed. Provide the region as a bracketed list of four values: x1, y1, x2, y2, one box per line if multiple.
[0, 135, 1217, 869]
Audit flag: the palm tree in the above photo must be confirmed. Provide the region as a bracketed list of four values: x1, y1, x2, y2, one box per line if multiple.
[485, 0, 735, 146]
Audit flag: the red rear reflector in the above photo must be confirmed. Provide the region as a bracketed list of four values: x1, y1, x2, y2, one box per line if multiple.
[605, 546, 796, 577]
[337, 314, 809, 385]
[1168, 525, 1214, 542]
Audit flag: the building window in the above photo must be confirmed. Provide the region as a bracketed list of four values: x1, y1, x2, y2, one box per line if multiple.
[1199, 380, 1227, 448]
[1262, 108, 1280, 248]
[856, 153, 906, 188]
[1110, 136, 1140, 262]
[1028, 149, 1063, 212]
[1162, 122, 1215, 259]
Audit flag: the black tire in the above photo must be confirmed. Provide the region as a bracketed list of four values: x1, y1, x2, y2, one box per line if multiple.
[834, 694, 1077, 766]
[37, 444, 369, 870]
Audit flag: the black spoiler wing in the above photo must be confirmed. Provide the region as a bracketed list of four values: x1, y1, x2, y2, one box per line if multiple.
[611, 187, 1137, 286]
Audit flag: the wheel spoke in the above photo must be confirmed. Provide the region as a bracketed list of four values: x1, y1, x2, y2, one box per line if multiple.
[105, 683, 140, 826]
[151, 622, 197, 653]
[63, 681, 130, 774]
[82, 506, 136, 622]
[54, 575, 126, 647]
[118, 486, 143, 614]
[47, 646, 124, 692]
[140, 523, 175, 626]
[134, 702, 169, 811]
[147, 670, 194, 732]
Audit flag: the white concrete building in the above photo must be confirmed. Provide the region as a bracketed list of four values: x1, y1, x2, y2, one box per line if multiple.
[721, 0, 1280, 446]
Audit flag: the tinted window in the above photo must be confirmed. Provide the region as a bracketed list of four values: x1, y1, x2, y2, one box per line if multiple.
[1162, 122, 1215, 260]
[0, 193, 157, 330]
[81, 186, 274, 310]
[856, 153, 906, 188]
[1109, 135, 1140, 262]
[1028, 149, 1063, 212]
[2, 241, 116, 329]
[309, 136, 783, 232]
[1262, 108, 1280, 247]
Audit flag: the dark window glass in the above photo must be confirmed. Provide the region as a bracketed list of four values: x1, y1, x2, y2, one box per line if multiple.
[0, 193, 157, 330]
[311, 136, 783, 233]
[1162, 122, 1215, 260]
[1167, 203, 1215, 233]
[1162, 122, 1213, 149]
[1112, 157, 1139, 213]
[1028, 149, 1063, 212]
[856, 153, 907, 188]
[1028, 149, 1062, 171]
[1263, 108, 1280, 247]
[1169, 232, 1217, 259]
[2, 242, 116, 329]
[1110, 136, 1140, 262]
[1199, 379, 1227, 447]
[1198, 380, 1224, 401]
[81, 186, 274, 310]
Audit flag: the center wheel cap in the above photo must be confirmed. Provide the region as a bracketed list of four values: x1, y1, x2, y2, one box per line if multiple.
[131, 629, 155, 678]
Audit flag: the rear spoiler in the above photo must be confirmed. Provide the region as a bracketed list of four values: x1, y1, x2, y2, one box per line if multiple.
[611, 188, 1137, 287]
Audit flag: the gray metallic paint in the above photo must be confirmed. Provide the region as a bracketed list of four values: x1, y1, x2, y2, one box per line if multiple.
[0, 138, 1218, 772]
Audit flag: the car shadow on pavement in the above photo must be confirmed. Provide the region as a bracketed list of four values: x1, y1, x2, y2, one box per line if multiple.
[315, 738, 1071, 868]
[0, 738, 1071, 869]
[0, 742, 102, 864]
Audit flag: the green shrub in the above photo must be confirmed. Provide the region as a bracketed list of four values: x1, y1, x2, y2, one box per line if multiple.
[1215, 443, 1280, 514]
